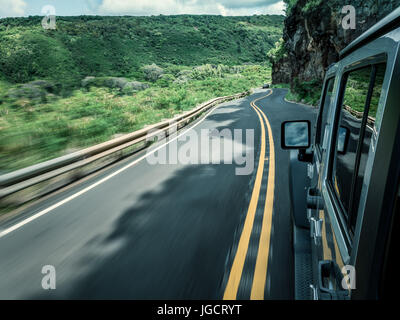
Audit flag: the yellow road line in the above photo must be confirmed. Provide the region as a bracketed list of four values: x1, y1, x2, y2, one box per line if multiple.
[320, 210, 333, 261]
[223, 90, 273, 300]
[223, 101, 266, 299]
[250, 102, 275, 300]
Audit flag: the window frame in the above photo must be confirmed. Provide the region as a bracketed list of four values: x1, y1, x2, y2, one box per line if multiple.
[326, 55, 388, 244]
[315, 76, 335, 158]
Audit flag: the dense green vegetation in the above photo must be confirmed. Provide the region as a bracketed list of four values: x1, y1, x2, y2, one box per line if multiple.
[283, 0, 323, 14]
[0, 63, 272, 173]
[0, 15, 282, 173]
[272, 80, 322, 106]
[342, 63, 386, 117]
[0, 15, 283, 89]
[289, 78, 322, 106]
[267, 38, 287, 64]
[274, 63, 386, 112]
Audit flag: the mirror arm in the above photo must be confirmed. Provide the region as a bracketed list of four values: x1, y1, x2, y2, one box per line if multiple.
[298, 148, 314, 163]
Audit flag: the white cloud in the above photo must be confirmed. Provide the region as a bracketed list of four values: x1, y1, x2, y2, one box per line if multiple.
[0, 0, 27, 18]
[265, 1, 285, 15]
[97, 0, 284, 16]
[99, 0, 174, 15]
[216, 0, 280, 9]
[216, 4, 228, 16]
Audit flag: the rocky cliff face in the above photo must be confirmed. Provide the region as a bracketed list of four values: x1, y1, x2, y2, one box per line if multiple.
[272, 0, 400, 85]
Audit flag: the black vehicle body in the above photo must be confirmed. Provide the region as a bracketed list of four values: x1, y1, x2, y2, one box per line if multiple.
[282, 7, 400, 299]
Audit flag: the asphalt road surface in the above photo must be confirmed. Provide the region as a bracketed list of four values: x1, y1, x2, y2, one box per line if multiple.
[0, 89, 317, 299]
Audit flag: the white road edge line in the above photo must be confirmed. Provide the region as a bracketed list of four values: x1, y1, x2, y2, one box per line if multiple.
[0, 99, 237, 239]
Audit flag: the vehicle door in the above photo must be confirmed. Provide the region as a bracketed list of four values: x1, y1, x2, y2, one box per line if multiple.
[311, 57, 388, 299]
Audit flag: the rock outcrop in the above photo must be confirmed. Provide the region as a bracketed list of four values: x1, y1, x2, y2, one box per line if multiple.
[272, 0, 400, 85]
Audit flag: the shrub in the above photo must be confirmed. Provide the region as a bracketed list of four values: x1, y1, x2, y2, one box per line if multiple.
[267, 38, 287, 64]
[291, 78, 322, 105]
[156, 74, 175, 88]
[142, 64, 164, 82]
[6, 80, 60, 102]
[104, 77, 129, 89]
[81, 76, 96, 88]
[122, 81, 150, 94]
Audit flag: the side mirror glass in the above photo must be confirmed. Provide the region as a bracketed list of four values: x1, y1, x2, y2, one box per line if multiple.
[337, 126, 350, 154]
[281, 120, 311, 149]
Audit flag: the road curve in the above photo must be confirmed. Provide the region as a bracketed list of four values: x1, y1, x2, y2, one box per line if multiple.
[0, 89, 317, 299]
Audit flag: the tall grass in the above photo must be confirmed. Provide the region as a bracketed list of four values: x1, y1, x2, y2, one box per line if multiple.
[0, 65, 271, 173]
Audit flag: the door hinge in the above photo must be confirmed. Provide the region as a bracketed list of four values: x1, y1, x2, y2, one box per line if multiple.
[310, 217, 323, 244]
[307, 163, 314, 179]
[307, 187, 324, 210]
[310, 284, 319, 300]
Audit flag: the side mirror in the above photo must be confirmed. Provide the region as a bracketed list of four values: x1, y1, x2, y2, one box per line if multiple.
[281, 120, 311, 150]
[337, 126, 350, 154]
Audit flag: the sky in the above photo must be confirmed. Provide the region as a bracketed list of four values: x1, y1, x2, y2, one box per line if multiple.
[0, 0, 286, 18]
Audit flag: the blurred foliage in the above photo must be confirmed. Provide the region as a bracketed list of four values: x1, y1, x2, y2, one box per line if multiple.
[0, 64, 272, 172]
[0, 14, 283, 173]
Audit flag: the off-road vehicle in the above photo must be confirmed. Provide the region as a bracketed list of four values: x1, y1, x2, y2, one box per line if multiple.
[281, 7, 400, 300]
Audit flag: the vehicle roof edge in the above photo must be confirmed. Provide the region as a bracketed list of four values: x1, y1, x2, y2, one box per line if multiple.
[340, 7, 400, 59]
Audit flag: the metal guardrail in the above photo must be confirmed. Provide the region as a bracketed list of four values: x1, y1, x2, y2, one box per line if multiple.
[0, 91, 249, 207]
[343, 104, 375, 126]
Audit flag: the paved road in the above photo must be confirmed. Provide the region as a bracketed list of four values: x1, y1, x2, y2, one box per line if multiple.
[0, 89, 316, 299]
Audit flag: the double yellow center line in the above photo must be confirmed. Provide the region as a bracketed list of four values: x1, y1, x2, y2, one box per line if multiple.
[223, 90, 275, 300]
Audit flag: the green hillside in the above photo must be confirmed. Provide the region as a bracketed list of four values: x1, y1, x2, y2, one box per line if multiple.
[0, 14, 283, 173]
[0, 15, 283, 88]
